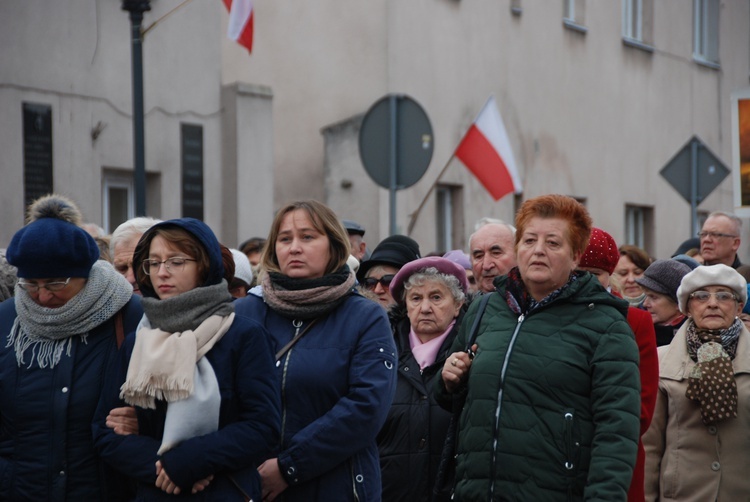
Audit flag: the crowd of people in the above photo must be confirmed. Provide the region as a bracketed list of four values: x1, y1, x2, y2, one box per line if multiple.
[0, 192, 748, 501]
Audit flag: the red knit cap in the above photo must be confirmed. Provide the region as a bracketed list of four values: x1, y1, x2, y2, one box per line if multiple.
[578, 227, 619, 274]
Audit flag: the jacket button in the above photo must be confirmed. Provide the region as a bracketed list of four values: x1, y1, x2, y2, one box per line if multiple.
[707, 426, 717, 435]
[404, 366, 410, 372]
[419, 438, 426, 449]
[711, 461, 720, 471]
[287, 466, 295, 475]
[355, 474, 364, 483]
[587, 303, 594, 310]
[59, 470, 65, 476]
[61, 387, 68, 393]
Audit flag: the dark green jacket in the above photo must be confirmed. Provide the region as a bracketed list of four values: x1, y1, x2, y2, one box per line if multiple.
[436, 273, 640, 501]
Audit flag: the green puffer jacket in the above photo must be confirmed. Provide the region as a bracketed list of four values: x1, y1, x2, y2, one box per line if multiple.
[436, 273, 641, 501]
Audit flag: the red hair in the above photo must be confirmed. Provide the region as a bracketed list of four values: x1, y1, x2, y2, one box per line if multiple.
[515, 194, 592, 257]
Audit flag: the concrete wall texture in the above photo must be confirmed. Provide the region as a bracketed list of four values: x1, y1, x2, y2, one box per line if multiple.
[1, 0, 748, 261]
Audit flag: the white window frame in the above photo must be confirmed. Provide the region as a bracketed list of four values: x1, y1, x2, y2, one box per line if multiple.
[103, 175, 135, 234]
[622, 0, 642, 41]
[436, 186, 454, 254]
[625, 205, 653, 252]
[563, 0, 587, 34]
[693, 0, 720, 66]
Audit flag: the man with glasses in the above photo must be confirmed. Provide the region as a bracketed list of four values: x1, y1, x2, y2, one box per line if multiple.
[699, 211, 743, 268]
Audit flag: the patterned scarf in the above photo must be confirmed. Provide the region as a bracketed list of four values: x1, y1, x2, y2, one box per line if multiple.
[7, 260, 133, 368]
[261, 267, 356, 319]
[505, 266, 577, 316]
[685, 317, 742, 425]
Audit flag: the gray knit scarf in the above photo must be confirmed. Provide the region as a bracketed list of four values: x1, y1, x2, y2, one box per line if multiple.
[7, 260, 133, 368]
[139, 280, 234, 333]
[261, 268, 355, 319]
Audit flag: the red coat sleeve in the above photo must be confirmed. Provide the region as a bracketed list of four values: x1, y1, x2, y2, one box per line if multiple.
[626, 307, 659, 435]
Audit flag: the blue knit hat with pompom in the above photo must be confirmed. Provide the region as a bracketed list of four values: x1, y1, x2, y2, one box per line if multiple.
[6, 194, 100, 279]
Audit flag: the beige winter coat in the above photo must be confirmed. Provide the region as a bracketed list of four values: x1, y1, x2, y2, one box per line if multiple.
[643, 323, 750, 502]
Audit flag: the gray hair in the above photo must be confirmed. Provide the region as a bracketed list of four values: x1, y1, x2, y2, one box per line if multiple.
[468, 220, 517, 252]
[706, 211, 742, 234]
[402, 267, 466, 305]
[110, 217, 162, 255]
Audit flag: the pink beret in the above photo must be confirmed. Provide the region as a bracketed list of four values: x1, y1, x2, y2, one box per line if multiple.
[389, 256, 468, 305]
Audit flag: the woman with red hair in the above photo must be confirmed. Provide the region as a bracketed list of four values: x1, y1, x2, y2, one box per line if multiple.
[437, 194, 641, 501]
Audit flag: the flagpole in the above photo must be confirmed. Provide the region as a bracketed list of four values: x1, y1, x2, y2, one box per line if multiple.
[406, 153, 456, 236]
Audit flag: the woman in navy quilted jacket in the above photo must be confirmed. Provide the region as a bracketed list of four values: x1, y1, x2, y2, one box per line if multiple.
[235, 200, 397, 501]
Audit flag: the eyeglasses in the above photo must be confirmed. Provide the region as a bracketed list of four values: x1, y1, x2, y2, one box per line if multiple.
[698, 231, 738, 240]
[688, 291, 738, 304]
[17, 277, 72, 293]
[142, 257, 196, 275]
[362, 274, 395, 290]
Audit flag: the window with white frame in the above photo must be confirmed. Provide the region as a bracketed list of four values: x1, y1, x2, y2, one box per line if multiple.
[693, 0, 719, 65]
[625, 205, 653, 252]
[103, 175, 134, 234]
[622, 0, 654, 48]
[563, 0, 586, 32]
[436, 185, 464, 254]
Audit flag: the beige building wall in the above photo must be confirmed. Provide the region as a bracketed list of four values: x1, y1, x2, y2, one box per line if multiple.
[224, 0, 750, 259]
[0, 0, 274, 248]
[1, 1, 748, 262]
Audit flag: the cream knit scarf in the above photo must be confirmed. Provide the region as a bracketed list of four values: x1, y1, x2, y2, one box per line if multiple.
[119, 282, 235, 454]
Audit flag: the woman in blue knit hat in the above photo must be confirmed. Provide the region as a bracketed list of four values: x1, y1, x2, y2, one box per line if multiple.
[0, 194, 143, 501]
[93, 217, 280, 501]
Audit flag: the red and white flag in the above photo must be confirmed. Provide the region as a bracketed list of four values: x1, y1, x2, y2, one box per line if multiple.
[224, 0, 254, 53]
[454, 96, 522, 201]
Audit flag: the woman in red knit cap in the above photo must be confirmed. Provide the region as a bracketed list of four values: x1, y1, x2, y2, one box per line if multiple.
[577, 227, 659, 502]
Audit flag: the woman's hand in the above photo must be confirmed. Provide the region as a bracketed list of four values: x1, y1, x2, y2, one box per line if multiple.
[106, 406, 139, 436]
[191, 474, 214, 494]
[155, 460, 214, 495]
[441, 344, 477, 393]
[155, 460, 181, 495]
[258, 458, 288, 501]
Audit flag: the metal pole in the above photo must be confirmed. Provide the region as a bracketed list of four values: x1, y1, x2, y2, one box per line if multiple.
[123, 1, 151, 216]
[388, 95, 398, 236]
[690, 138, 699, 236]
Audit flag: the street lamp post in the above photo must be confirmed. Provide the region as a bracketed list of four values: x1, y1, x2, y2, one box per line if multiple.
[122, 0, 151, 216]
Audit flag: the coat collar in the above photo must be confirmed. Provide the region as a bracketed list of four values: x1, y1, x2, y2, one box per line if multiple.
[659, 322, 750, 380]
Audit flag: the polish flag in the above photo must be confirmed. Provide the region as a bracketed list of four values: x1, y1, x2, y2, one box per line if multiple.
[224, 0, 254, 53]
[455, 96, 522, 200]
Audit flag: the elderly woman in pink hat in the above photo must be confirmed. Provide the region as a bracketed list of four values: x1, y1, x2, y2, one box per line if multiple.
[377, 256, 469, 502]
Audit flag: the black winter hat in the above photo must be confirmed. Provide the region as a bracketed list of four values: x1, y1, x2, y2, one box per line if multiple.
[356, 235, 421, 280]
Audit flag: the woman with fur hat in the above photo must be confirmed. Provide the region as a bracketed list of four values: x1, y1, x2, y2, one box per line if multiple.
[93, 218, 280, 500]
[377, 256, 469, 502]
[577, 227, 658, 502]
[0, 194, 143, 500]
[357, 234, 421, 308]
[636, 259, 693, 347]
[644, 264, 750, 501]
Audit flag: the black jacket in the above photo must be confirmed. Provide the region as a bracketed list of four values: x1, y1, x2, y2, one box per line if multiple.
[377, 305, 465, 502]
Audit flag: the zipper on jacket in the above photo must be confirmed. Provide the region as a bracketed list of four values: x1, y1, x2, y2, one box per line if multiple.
[350, 461, 361, 501]
[563, 411, 575, 472]
[280, 320, 303, 444]
[488, 313, 524, 501]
